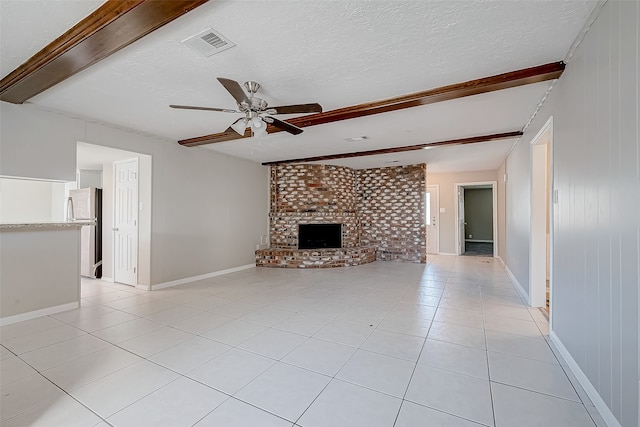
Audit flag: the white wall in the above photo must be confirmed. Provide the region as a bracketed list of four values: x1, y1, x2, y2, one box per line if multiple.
[501, 1, 639, 425]
[0, 102, 269, 287]
[0, 178, 65, 223]
[427, 169, 500, 254]
[0, 105, 80, 181]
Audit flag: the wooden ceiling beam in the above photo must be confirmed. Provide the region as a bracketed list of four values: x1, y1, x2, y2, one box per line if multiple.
[0, 0, 209, 104]
[261, 131, 523, 166]
[179, 61, 564, 147]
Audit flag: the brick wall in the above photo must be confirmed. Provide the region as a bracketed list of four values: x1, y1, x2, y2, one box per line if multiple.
[356, 164, 427, 263]
[270, 164, 359, 248]
[268, 163, 426, 263]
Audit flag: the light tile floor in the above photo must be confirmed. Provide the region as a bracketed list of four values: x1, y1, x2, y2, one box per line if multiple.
[0, 256, 606, 426]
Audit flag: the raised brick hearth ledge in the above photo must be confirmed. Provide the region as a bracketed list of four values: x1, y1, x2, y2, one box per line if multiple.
[255, 246, 377, 268]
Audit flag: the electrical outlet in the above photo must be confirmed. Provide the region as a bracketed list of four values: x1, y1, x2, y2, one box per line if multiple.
[469, 234, 472, 239]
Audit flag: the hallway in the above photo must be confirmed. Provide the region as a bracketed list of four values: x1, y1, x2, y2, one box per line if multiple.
[1, 257, 604, 426]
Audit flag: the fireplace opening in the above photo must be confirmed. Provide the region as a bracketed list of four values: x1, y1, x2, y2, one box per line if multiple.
[298, 224, 342, 249]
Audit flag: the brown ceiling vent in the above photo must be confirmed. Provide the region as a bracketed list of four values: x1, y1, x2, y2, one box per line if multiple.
[182, 28, 235, 56]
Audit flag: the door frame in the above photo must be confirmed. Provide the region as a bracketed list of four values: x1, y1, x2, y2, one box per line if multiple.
[454, 181, 498, 257]
[426, 184, 440, 254]
[113, 157, 139, 287]
[529, 116, 554, 314]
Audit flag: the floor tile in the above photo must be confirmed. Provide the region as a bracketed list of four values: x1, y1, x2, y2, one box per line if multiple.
[209, 301, 262, 318]
[273, 312, 334, 336]
[282, 337, 356, 376]
[67, 310, 139, 333]
[42, 346, 141, 391]
[0, 374, 66, 422]
[236, 362, 331, 422]
[482, 303, 533, 321]
[118, 299, 176, 316]
[483, 315, 543, 338]
[405, 365, 494, 426]
[427, 321, 486, 349]
[313, 320, 374, 347]
[144, 306, 203, 325]
[187, 348, 275, 395]
[20, 334, 110, 371]
[487, 351, 579, 401]
[200, 319, 266, 346]
[485, 330, 558, 364]
[297, 379, 402, 427]
[168, 311, 232, 334]
[1, 393, 102, 427]
[336, 349, 415, 398]
[239, 306, 294, 326]
[491, 382, 595, 427]
[148, 336, 231, 374]
[419, 339, 489, 379]
[334, 306, 388, 326]
[70, 360, 178, 418]
[362, 329, 425, 362]
[0, 357, 37, 386]
[238, 328, 306, 360]
[118, 326, 193, 357]
[195, 397, 293, 427]
[90, 318, 163, 344]
[50, 305, 115, 324]
[1, 317, 65, 343]
[376, 313, 431, 337]
[0, 345, 14, 360]
[434, 307, 484, 328]
[107, 377, 228, 427]
[2, 324, 86, 354]
[395, 400, 486, 427]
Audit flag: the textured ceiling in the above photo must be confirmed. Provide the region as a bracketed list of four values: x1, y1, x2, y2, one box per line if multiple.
[0, 0, 597, 172]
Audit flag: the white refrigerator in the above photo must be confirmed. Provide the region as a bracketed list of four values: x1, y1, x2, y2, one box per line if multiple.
[69, 187, 103, 278]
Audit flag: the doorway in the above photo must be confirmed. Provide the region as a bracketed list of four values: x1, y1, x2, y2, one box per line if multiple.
[76, 142, 152, 290]
[530, 117, 553, 312]
[426, 185, 439, 254]
[454, 181, 498, 257]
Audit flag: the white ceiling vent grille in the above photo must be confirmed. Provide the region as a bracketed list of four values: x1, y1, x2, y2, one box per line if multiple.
[182, 28, 235, 57]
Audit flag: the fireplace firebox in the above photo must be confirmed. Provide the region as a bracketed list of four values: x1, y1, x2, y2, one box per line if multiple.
[298, 224, 342, 249]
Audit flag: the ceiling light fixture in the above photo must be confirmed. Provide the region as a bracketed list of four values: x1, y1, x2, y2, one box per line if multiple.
[230, 118, 248, 135]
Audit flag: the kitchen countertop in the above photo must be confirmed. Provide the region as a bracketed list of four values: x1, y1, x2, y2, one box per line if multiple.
[0, 221, 95, 230]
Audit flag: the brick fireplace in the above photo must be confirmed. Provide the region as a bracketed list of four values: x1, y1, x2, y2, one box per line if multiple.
[255, 163, 426, 268]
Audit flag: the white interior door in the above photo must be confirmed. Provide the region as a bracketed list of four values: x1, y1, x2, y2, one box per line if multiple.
[426, 185, 439, 254]
[114, 159, 138, 286]
[458, 187, 466, 255]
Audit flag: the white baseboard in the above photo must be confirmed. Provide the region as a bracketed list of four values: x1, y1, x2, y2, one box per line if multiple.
[101, 276, 114, 283]
[153, 264, 256, 290]
[437, 252, 457, 256]
[504, 263, 530, 305]
[549, 331, 621, 427]
[0, 302, 79, 326]
[496, 256, 505, 266]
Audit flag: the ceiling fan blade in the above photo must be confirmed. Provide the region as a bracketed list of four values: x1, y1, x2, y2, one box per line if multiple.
[270, 103, 323, 114]
[217, 77, 250, 105]
[265, 116, 303, 135]
[170, 105, 238, 113]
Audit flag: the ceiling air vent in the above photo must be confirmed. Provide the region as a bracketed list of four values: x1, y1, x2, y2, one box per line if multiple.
[182, 28, 235, 57]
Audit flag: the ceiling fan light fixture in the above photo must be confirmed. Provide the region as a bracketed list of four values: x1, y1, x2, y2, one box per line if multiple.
[252, 122, 267, 137]
[251, 117, 264, 128]
[230, 118, 248, 135]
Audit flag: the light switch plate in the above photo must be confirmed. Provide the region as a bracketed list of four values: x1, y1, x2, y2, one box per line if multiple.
[440, 208, 446, 213]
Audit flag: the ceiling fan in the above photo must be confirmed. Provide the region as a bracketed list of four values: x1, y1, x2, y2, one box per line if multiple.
[170, 78, 323, 137]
